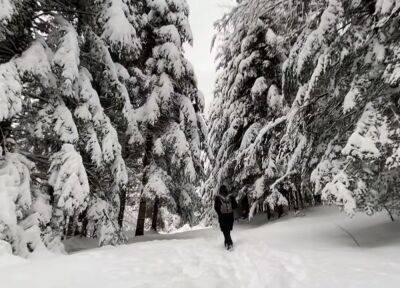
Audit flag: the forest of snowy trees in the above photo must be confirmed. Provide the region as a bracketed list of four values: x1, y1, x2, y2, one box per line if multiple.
[0, 0, 207, 256]
[1, 0, 400, 258]
[207, 0, 400, 221]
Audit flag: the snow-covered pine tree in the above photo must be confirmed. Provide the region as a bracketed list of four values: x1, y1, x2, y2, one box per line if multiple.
[1, 0, 39, 153]
[74, 66, 129, 245]
[20, 0, 141, 245]
[130, 0, 206, 233]
[22, 18, 92, 247]
[1, 1, 132, 249]
[277, 0, 400, 217]
[39, 8, 132, 245]
[0, 150, 46, 256]
[0, 61, 46, 256]
[0, 0, 206, 252]
[0, 0, 52, 256]
[78, 0, 144, 233]
[207, 0, 313, 220]
[208, 0, 400, 221]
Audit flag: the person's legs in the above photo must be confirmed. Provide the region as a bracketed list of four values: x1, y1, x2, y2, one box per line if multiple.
[220, 217, 229, 247]
[227, 215, 234, 247]
[224, 230, 232, 248]
[222, 229, 229, 247]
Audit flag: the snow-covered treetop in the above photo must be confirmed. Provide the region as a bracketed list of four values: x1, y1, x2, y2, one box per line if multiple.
[98, 0, 142, 59]
[147, 0, 192, 44]
[130, 0, 199, 140]
[146, 0, 194, 83]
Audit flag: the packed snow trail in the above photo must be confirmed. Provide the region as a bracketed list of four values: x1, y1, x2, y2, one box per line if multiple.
[1, 238, 304, 287]
[1, 207, 400, 288]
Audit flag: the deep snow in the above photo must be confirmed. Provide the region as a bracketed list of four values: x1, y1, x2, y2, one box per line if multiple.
[1, 206, 400, 288]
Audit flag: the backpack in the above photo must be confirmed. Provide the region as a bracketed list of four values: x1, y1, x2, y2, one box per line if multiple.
[219, 195, 233, 214]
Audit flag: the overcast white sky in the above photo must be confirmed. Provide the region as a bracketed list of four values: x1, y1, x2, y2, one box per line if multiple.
[184, 0, 233, 112]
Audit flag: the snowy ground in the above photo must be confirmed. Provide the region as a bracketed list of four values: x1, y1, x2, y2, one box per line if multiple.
[1, 206, 400, 288]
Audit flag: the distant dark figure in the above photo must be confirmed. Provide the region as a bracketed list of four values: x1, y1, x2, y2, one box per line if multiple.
[214, 185, 238, 250]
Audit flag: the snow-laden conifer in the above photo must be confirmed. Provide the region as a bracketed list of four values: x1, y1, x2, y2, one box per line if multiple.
[131, 0, 205, 232]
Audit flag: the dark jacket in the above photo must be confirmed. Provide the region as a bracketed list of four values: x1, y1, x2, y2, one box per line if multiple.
[214, 194, 238, 232]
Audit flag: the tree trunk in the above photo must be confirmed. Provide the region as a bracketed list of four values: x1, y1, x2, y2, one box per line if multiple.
[66, 216, 74, 237]
[300, 191, 305, 209]
[80, 208, 89, 237]
[296, 189, 304, 210]
[118, 187, 127, 228]
[135, 198, 147, 236]
[292, 187, 299, 211]
[296, 176, 304, 210]
[151, 197, 160, 231]
[277, 205, 284, 218]
[266, 205, 272, 220]
[135, 132, 153, 236]
[288, 189, 293, 211]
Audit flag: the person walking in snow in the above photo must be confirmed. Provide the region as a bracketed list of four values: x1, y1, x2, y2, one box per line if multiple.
[214, 185, 238, 250]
